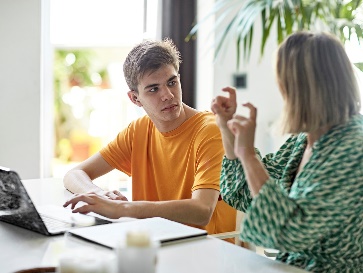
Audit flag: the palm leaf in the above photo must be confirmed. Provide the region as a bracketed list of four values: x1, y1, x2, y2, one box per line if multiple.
[261, 4, 278, 59]
[186, 0, 242, 41]
[188, 0, 363, 67]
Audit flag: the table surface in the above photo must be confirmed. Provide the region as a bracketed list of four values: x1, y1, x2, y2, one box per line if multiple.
[0, 178, 308, 273]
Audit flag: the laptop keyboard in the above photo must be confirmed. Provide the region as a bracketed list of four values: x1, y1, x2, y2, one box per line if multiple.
[39, 213, 112, 232]
[39, 213, 72, 230]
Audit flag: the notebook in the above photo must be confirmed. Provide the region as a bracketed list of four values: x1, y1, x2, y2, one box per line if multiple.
[67, 217, 208, 248]
[0, 166, 112, 235]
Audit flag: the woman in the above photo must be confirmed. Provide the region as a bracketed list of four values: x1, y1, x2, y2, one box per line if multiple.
[211, 31, 363, 272]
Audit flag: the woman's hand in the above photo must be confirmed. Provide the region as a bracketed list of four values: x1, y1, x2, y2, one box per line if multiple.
[211, 87, 238, 130]
[227, 102, 270, 197]
[227, 102, 257, 159]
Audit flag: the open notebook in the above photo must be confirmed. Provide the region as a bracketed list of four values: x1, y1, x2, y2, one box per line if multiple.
[67, 217, 208, 248]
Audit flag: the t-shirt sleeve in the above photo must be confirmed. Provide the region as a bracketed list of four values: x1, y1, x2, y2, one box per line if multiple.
[220, 135, 299, 212]
[191, 121, 224, 192]
[99, 123, 133, 176]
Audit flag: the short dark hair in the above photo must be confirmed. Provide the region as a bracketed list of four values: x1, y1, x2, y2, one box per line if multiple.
[276, 31, 361, 133]
[123, 38, 182, 92]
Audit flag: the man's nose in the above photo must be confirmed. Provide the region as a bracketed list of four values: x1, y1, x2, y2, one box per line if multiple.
[160, 86, 174, 101]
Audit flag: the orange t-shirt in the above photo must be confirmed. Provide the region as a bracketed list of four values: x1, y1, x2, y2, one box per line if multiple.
[100, 112, 236, 236]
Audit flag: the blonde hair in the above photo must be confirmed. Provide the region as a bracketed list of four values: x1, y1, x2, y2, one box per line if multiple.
[276, 31, 361, 134]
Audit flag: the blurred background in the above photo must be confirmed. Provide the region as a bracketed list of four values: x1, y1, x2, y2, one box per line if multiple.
[1, 0, 362, 192]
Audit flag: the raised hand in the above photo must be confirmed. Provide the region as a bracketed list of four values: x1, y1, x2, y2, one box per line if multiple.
[227, 102, 257, 158]
[211, 87, 238, 130]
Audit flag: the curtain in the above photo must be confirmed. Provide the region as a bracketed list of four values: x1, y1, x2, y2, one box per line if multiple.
[161, 0, 196, 108]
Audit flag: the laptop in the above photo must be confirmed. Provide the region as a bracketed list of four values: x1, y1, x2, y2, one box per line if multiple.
[0, 166, 112, 235]
[67, 217, 208, 248]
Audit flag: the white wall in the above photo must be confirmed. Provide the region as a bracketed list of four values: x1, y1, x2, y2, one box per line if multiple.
[196, 0, 284, 156]
[196, 0, 215, 112]
[0, 0, 52, 179]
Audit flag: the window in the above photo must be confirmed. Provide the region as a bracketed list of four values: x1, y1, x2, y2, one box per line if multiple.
[50, 0, 159, 189]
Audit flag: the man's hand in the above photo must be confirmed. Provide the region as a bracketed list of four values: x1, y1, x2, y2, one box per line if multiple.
[94, 190, 128, 201]
[63, 193, 126, 219]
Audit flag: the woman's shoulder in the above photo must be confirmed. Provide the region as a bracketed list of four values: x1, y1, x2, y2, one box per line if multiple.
[276, 133, 307, 151]
[336, 114, 363, 149]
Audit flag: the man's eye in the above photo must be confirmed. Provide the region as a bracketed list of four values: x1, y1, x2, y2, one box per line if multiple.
[168, 81, 176, 86]
[149, 87, 158, 92]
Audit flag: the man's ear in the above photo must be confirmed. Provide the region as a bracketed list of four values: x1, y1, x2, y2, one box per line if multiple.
[127, 91, 143, 107]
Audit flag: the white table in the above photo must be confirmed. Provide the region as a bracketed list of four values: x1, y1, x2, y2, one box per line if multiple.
[0, 178, 308, 273]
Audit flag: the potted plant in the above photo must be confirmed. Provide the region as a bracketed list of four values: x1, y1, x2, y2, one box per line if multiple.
[188, 0, 363, 68]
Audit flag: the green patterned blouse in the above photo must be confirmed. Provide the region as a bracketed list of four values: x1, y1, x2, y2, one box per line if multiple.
[220, 114, 363, 273]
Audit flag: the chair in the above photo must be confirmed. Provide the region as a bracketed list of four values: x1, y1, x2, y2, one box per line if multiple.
[212, 210, 278, 258]
[211, 211, 254, 248]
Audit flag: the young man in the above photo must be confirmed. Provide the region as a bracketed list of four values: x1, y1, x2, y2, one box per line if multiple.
[63, 39, 236, 237]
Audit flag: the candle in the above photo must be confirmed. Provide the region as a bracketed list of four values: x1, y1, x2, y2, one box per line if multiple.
[116, 231, 159, 273]
[57, 249, 115, 273]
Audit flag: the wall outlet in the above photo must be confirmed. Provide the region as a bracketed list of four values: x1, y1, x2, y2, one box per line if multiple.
[233, 73, 247, 89]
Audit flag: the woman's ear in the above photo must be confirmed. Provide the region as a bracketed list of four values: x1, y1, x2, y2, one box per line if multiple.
[127, 91, 143, 107]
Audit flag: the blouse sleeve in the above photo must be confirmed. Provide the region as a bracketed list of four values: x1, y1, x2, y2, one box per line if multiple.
[220, 136, 298, 212]
[219, 156, 253, 212]
[239, 140, 363, 252]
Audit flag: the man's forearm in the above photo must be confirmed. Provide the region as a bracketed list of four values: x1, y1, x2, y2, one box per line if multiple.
[120, 199, 214, 226]
[63, 169, 103, 194]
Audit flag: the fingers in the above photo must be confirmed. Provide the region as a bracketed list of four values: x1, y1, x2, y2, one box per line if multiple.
[63, 192, 124, 219]
[72, 205, 92, 214]
[221, 86, 237, 103]
[104, 191, 118, 200]
[227, 118, 245, 135]
[226, 103, 257, 136]
[211, 100, 222, 114]
[211, 87, 237, 106]
[63, 194, 97, 210]
[112, 190, 128, 201]
[211, 95, 233, 114]
[103, 190, 128, 201]
[228, 102, 257, 123]
[242, 102, 257, 122]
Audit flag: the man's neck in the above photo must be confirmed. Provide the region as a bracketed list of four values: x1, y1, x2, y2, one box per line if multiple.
[154, 104, 199, 133]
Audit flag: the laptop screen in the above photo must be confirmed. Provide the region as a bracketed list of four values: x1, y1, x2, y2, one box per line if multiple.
[0, 168, 49, 235]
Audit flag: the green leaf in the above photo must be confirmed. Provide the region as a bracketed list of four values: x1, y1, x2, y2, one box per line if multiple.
[284, 4, 293, 34]
[261, 8, 277, 58]
[186, 0, 241, 41]
[237, 35, 242, 69]
[277, 13, 283, 44]
[187, 0, 363, 66]
[355, 25, 363, 44]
